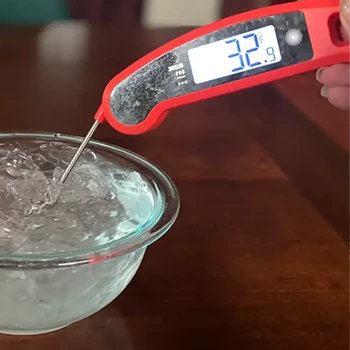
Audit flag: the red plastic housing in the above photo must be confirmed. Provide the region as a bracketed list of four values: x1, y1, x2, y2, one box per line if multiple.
[95, 0, 349, 135]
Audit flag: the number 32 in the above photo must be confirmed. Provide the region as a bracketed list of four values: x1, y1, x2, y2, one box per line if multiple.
[226, 33, 276, 73]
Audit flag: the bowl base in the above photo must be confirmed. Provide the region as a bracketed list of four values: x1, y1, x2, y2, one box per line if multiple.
[0, 324, 70, 336]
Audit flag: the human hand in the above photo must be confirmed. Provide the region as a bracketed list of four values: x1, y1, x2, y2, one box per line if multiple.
[315, 0, 349, 110]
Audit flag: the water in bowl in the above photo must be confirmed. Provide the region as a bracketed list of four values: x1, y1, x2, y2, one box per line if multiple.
[0, 140, 155, 254]
[0, 139, 155, 334]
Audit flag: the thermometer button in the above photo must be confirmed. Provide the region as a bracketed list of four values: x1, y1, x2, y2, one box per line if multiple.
[285, 28, 303, 46]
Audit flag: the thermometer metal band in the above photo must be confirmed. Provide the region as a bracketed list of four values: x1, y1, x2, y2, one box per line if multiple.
[109, 11, 313, 126]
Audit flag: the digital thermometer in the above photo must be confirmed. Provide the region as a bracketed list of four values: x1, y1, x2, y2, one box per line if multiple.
[60, 0, 349, 182]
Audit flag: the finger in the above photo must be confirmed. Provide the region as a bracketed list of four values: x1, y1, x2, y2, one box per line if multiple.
[340, 0, 350, 37]
[316, 64, 350, 86]
[321, 86, 350, 111]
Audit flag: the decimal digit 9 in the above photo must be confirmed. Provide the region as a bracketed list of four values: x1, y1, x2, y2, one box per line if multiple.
[266, 47, 276, 62]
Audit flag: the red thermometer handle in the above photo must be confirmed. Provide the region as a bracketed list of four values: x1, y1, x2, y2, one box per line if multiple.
[95, 0, 349, 135]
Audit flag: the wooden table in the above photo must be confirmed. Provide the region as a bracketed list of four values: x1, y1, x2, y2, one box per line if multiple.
[0, 23, 348, 350]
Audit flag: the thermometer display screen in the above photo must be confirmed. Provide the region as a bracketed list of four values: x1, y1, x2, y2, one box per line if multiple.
[188, 25, 282, 84]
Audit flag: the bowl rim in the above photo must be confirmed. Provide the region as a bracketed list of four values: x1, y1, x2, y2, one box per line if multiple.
[0, 132, 180, 269]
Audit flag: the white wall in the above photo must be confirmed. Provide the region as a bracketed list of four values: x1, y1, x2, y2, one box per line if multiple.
[142, 0, 223, 27]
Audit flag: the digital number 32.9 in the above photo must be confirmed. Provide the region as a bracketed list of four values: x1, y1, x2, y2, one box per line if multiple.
[226, 33, 276, 73]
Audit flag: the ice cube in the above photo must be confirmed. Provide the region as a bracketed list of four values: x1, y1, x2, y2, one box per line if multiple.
[128, 171, 143, 184]
[117, 220, 139, 233]
[84, 178, 105, 197]
[0, 221, 10, 238]
[53, 166, 64, 182]
[75, 163, 108, 183]
[5, 166, 30, 178]
[7, 171, 49, 200]
[3, 151, 39, 172]
[82, 148, 97, 162]
[60, 186, 86, 203]
[31, 151, 57, 172]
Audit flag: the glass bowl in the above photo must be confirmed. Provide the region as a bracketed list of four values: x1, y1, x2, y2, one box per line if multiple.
[0, 133, 180, 336]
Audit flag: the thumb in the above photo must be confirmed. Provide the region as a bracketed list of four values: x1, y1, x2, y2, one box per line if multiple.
[340, 0, 350, 38]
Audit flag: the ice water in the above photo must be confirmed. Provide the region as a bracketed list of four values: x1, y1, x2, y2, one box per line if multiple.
[0, 139, 155, 334]
[0, 140, 155, 254]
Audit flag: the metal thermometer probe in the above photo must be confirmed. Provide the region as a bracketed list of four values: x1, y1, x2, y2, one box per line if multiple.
[59, 0, 349, 182]
[59, 120, 100, 183]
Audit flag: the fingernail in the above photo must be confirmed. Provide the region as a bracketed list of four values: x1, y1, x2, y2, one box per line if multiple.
[316, 68, 324, 83]
[341, 0, 350, 15]
[320, 86, 328, 98]
[340, 0, 350, 35]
